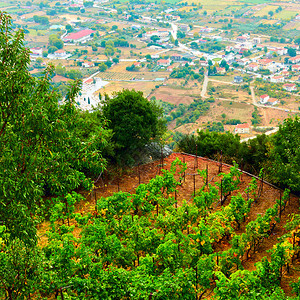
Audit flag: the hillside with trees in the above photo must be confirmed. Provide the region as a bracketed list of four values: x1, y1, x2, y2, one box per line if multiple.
[1, 11, 300, 300]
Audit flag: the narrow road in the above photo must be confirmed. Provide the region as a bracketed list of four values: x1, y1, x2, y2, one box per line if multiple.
[241, 127, 279, 142]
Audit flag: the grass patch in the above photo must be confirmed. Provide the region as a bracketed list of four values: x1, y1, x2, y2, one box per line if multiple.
[275, 10, 298, 20]
[222, 101, 249, 110]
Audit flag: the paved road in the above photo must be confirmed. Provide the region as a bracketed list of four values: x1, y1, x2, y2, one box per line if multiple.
[241, 127, 279, 142]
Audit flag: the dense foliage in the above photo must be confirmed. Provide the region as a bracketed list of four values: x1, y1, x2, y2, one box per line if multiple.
[177, 118, 300, 194]
[1, 11, 300, 300]
[101, 89, 166, 165]
[0, 13, 108, 244]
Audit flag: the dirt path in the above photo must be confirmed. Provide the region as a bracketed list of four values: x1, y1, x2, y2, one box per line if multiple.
[201, 73, 209, 98]
[250, 85, 256, 105]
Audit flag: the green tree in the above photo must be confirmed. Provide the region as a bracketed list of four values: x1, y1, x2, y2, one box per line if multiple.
[101, 89, 166, 164]
[287, 48, 296, 57]
[268, 117, 300, 192]
[0, 13, 106, 244]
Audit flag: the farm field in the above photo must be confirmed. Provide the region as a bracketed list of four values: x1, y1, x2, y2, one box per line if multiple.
[275, 10, 298, 20]
[208, 81, 253, 103]
[149, 83, 202, 106]
[258, 106, 297, 126]
[168, 99, 253, 134]
[96, 80, 158, 97]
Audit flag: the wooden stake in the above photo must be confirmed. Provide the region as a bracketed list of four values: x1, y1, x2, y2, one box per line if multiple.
[95, 189, 97, 210]
[183, 156, 186, 182]
[193, 174, 196, 197]
[220, 179, 223, 205]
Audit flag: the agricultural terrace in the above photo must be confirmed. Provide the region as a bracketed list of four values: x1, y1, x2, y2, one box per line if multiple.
[52, 152, 300, 298]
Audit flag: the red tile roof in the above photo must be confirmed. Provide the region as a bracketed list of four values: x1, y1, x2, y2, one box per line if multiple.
[236, 123, 250, 129]
[260, 94, 269, 99]
[64, 29, 95, 41]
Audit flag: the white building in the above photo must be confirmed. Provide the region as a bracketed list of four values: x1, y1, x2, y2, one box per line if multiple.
[235, 123, 250, 134]
[63, 29, 95, 44]
[30, 47, 43, 57]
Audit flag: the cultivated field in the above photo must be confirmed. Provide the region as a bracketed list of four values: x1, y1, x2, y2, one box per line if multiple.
[96, 80, 158, 98]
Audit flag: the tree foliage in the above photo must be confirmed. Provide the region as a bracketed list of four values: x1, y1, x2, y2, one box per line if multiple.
[0, 13, 106, 244]
[101, 89, 166, 164]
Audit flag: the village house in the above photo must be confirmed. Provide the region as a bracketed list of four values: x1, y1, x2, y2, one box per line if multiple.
[259, 58, 273, 69]
[234, 123, 250, 134]
[171, 54, 182, 61]
[236, 36, 248, 42]
[83, 78, 94, 85]
[199, 27, 214, 33]
[234, 76, 243, 84]
[167, 65, 174, 72]
[267, 98, 278, 106]
[270, 75, 284, 83]
[283, 83, 297, 92]
[179, 24, 189, 32]
[30, 47, 43, 58]
[252, 37, 261, 44]
[133, 61, 141, 68]
[216, 67, 226, 74]
[151, 54, 160, 59]
[292, 65, 300, 72]
[63, 29, 95, 43]
[144, 29, 169, 39]
[53, 49, 67, 58]
[280, 70, 290, 78]
[260, 94, 269, 104]
[246, 62, 259, 72]
[157, 59, 171, 67]
[289, 55, 300, 64]
[82, 61, 95, 68]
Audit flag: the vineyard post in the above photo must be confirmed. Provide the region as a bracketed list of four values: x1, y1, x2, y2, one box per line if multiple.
[293, 232, 295, 249]
[220, 179, 223, 205]
[195, 144, 198, 170]
[161, 145, 163, 171]
[175, 189, 177, 209]
[194, 174, 196, 197]
[95, 189, 97, 210]
[183, 155, 186, 182]
[206, 164, 208, 186]
[288, 189, 291, 206]
[60, 289, 65, 300]
[240, 158, 243, 181]
[118, 178, 120, 192]
[261, 171, 264, 194]
[195, 265, 198, 298]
